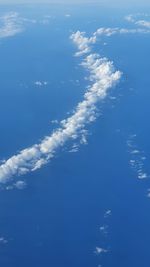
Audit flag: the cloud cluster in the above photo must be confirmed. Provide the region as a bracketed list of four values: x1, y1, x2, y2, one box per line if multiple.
[0, 31, 121, 183]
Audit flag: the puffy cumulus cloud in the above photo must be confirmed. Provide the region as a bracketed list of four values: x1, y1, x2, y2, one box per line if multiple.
[70, 31, 97, 56]
[0, 12, 24, 38]
[0, 30, 121, 183]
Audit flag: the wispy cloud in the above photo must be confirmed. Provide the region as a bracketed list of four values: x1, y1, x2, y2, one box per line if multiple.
[0, 12, 24, 38]
[94, 27, 150, 36]
[0, 30, 121, 184]
[0, 11, 52, 39]
[125, 13, 150, 29]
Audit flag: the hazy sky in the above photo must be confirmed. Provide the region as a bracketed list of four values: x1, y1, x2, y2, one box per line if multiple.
[0, 0, 150, 7]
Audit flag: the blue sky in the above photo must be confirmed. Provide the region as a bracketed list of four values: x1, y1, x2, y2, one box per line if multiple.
[0, 4, 150, 267]
[0, 0, 150, 7]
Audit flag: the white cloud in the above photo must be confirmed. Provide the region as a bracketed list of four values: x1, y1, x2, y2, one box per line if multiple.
[0, 30, 121, 184]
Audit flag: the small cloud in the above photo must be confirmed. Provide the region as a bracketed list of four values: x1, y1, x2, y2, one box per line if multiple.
[34, 81, 48, 87]
[0, 237, 8, 245]
[14, 180, 26, 190]
[69, 144, 79, 153]
[125, 14, 135, 23]
[65, 14, 71, 18]
[51, 119, 59, 125]
[5, 180, 26, 191]
[104, 210, 112, 218]
[99, 225, 108, 235]
[147, 189, 150, 198]
[138, 172, 148, 180]
[131, 149, 140, 154]
[40, 19, 50, 25]
[94, 247, 108, 255]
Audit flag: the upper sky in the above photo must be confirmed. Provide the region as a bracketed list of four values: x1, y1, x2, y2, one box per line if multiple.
[0, 0, 150, 7]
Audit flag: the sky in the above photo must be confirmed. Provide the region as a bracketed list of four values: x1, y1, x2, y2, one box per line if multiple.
[0, 0, 150, 7]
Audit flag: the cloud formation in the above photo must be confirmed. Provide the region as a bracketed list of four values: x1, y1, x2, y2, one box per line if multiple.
[0, 30, 121, 183]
